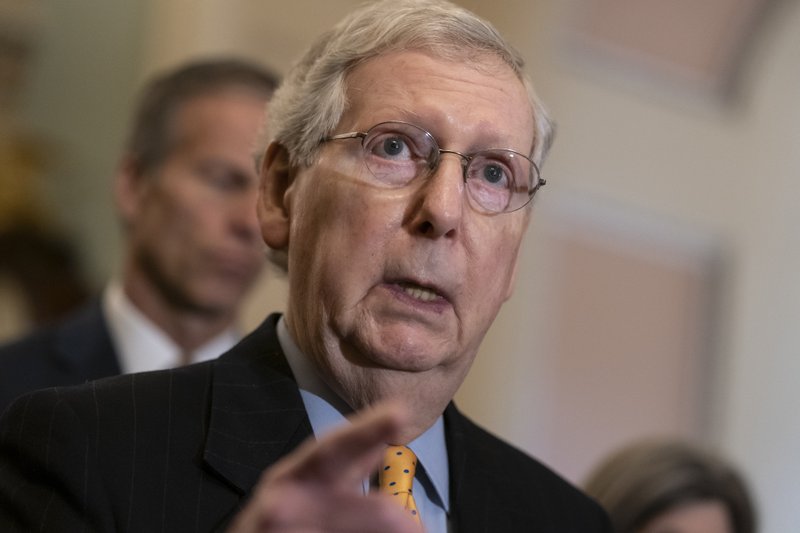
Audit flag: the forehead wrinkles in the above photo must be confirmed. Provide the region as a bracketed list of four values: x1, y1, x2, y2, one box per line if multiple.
[343, 52, 533, 151]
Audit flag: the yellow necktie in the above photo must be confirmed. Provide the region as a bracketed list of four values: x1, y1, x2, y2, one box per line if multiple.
[379, 445, 421, 523]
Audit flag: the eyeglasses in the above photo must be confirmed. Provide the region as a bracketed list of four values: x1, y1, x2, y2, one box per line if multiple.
[322, 121, 545, 214]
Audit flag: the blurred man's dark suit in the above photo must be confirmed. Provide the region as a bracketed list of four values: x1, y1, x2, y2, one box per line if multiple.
[0, 314, 610, 532]
[0, 301, 119, 414]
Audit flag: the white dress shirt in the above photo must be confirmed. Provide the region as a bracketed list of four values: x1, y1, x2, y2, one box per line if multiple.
[102, 281, 240, 374]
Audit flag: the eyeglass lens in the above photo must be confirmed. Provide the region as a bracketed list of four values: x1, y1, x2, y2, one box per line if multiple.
[359, 122, 536, 213]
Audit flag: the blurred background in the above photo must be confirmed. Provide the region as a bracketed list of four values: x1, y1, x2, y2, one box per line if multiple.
[2, 0, 797, 530]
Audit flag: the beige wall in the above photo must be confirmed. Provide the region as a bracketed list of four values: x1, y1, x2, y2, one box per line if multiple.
[20, 1, 146, 284]
[526, 6, 800, 533]
[19, 2, 800, 531]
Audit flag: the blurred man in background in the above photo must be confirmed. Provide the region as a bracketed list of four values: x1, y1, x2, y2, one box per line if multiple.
[0, 58, 279, 412]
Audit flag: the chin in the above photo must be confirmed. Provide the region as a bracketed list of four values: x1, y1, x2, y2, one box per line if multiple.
[182, 291, 238, 317]
[196, 283, 247, 308]
[353, 335, 451, 373]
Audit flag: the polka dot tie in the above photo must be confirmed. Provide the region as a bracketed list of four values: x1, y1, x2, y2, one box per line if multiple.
[378, 445, 421, 524]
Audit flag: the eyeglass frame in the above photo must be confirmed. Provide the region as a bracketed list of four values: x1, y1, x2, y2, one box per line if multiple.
[320, 120, 546, 214]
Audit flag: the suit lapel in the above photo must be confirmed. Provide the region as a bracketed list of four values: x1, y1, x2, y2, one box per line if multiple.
[445, 403, 488, 533]
[201, 317, 496, 528]
[203, 314, 313, 495]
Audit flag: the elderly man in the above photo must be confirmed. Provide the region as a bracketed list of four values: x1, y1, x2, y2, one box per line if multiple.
[0, 2, 611, 532]
[0, 59, 279, 412]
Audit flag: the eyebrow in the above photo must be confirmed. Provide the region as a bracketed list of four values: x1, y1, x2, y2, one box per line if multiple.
[376, 112, 522, 152]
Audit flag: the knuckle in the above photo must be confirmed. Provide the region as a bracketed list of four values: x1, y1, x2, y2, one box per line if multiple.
[251, 482, 306, 528]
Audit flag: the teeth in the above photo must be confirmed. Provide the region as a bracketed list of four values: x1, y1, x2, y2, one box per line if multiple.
[401, 284, 439, 302]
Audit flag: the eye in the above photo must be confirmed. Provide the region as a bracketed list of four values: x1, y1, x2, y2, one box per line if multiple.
[382, 137, 406, 157]
[196, 161, 252, 192]
[359, 124, 434, 188]
[366, 132, 415, 161]
[465, 153, 516, 213]
[469, 156, 512, 189]
[481, 163, 508, 185]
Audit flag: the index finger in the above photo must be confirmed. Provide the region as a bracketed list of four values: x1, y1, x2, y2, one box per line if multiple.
[266, 400, 410, 489]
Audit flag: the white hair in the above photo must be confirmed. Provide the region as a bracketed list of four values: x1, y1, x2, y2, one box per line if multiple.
[265, 0, 554, 168]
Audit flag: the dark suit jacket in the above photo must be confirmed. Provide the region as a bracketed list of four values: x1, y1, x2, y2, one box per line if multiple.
[0, 301, 120, 414]
[0, 314, 611, 532]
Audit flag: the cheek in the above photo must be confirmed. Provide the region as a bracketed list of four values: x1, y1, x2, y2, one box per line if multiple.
[289, 181, 401, 300]
[133, 198, 173, 245]
[165, 188, 224, 242]
[138, 194, 208, 266]
[466, 222, 523, 285]
[157, 202, 198, 246]
[293, 175, 397, 252]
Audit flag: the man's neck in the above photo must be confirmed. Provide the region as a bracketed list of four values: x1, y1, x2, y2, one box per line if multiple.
[284, 314, 465, 444]
[278, 316, 451, 527]
[122, 275, 234, 354]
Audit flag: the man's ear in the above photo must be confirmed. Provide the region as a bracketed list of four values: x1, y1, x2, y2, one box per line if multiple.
[258, 142, 294, 251]
[113, 156, 148, 228]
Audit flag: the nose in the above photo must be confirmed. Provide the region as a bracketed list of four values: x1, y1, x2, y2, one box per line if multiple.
[409, 153, 465, 239]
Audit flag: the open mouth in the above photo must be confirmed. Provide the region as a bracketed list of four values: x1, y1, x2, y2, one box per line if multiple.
[395, 281, 446, 303]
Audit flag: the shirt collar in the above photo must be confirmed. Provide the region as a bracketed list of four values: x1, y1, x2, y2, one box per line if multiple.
[102, 281, 240, 374]
[408, 415, 450, 511]
[277, 315, 449, 510]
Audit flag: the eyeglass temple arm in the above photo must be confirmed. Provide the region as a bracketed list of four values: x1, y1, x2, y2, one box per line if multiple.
[324, 131, 367, 142]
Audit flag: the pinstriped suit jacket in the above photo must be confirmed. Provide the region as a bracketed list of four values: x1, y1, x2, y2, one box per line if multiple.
[0, 314, 611, 532]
